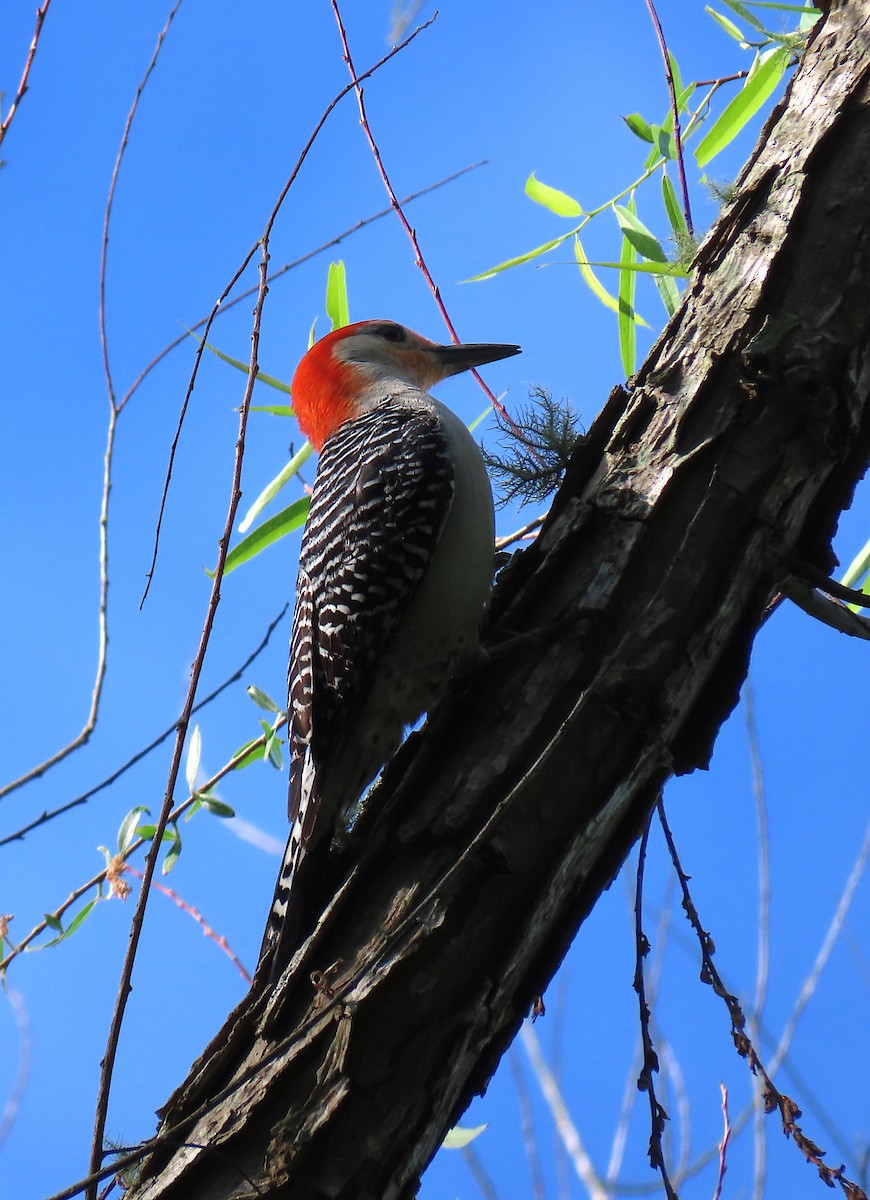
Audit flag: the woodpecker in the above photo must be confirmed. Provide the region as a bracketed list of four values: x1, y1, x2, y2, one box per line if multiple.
[257, 319, 520, 976]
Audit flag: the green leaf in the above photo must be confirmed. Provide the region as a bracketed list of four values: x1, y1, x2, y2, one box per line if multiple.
[469, 233, 575, 281]
[706, 7, 750, 43]
[201, 796, 236, 818]
[163, 825, 182, 875]
[185, 330, 292, 393]
[574, 259, 687, 278]
[612, 205, 669, 263]
[656, 128, 675, 160]
[185, 725, 201, 793]
[326, 260, 350, 331]
[118, 806, 149, 855]
[667, 51, 685, 101]
[642, 84, 697, 171]
[135, 825, 176, 843]
[442, 1124, 488, 1150]
[266, 735, 284, 770]
[574, 236, 651, 326]
[840, 534, 870, 610]
[652, 270, 681, 317]
[238, 441, 313, 533]
[231, 738, 264, 770]
[250, 404, 294, 417]
[524, 172, 584, 217]
[696, 46, 790, 167]
[63, 899, 97, 940]
[623, 113, 655, 143]
[618, 198, 640, 378]
[468, 405, 492, 434]
[44, 913, 64, 933]
[215, 496, 310, 577]
[247, 685, 281, 713]
[661, 173, 689, 243]
[719, 0, 766, 30]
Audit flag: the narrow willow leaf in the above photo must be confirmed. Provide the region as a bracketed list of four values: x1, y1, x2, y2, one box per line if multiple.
[308, 318, 318, 349]
[44, 913, 64, 933]
[201, 797, 236, 818]
[618, 204, 639, 378]
[661, 173, 689, 242]
[135, 825, 176, 842]
[266, 737, 284, 770]
[231, 738, 264, 770]
[706, 7, 749, 43]
[643, 84, 697, 171]
[612, 205, 669, 263]
[442, 1124, 488, 1150]
[185, 725, 201, 793]
[216, 497, 310, 577]
[574, 236, 652, 326]
[63, 900, 97, 940]
[696, 46, 790, 167]
[238, 441, 313, 533]
[667, 51, 685, 101]
[841, 535, 870, 588]
[250, 404, 294, 417]
[720, 0, 766, 30]
[468, 405, 492, 433]
[579, 259, 687, 277]
[162, 824, 182, 875]
[326, 261, 350, 331]
[185, 330, 292, 393]
[623, 113, 655, 143]
[524, 172, 584, 217]
[469, 233, 574, 281]
[653, 271, 681, 317]
[118, 806, 149, 855]
[247, 685, 281, 713]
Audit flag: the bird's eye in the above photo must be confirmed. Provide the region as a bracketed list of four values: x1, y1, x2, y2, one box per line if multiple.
[377, 323, 406, 343]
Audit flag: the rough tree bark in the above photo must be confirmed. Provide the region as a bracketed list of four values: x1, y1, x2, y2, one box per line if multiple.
[126, 5, 870, 1198]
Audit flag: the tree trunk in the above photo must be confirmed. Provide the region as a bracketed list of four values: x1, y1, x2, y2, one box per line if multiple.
[128, 5, 870, 1197]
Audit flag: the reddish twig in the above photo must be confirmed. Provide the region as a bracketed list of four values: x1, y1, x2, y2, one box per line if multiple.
[657, 798, 869, 1200]
[115, 162, 487, 415]
[643, 0, 694, 237]
[713, 1084, 731, 1200]
[123, 866, 251, 983]
[633, 816, 679, 1199]
[330, 0, 528, 430]
[0, 1, 52, 150]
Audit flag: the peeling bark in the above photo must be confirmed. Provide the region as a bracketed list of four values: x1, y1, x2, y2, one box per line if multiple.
[127, 6, 870, 1198]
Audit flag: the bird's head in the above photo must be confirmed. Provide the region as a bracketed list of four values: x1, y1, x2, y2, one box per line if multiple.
[291, 320, 520, 450]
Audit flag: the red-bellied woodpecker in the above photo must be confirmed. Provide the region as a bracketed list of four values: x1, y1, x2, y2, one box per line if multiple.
[257, 319, 520, 975]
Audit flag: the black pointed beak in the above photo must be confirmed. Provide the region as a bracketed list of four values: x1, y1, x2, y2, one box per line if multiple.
[430, 341, 521, 377]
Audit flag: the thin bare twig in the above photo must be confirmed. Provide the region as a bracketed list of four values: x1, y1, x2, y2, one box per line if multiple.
[495, 515, 546, 551]
[744, 681, 771, 1200]
[634, 816, 679, 1200]
[330, 0, 531, 435]
[0, 3, 183, 806]
[0, 717, 286, 975]
[0, 603, 288, 847]
[657, 798, 869, 1200]
[643, 0, 694, 237]
[115, 162, 486, 415]
[140, 17, 434, 607]
[508, 1049, 546, 1200]
[87, 22, 434, 1194]
[520, 1022, 609, 1200]
[0, 1, 53, 150]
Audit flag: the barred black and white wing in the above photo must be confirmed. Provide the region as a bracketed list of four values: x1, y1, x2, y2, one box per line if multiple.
[257, 398, 454, 972]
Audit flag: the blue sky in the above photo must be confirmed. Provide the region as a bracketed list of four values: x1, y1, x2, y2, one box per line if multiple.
[2, 3, 868, 1198]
